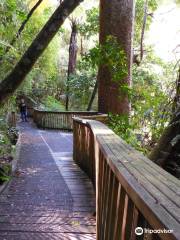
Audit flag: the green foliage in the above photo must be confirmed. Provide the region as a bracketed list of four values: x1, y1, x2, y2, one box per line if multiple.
[79, 7, 99, 37]
[41, 96, 65, 111]
[0, 166, 11, 183]
[0, 0, 178, 157]
[108, 113, 143, 151]
[0, 95, 18, 184]
[0, 117, 14, 155]
[0, 0, 65, 111]
[83, 35, 128, 82]
[7, 127, 19, 145]
[134, 0, 158, 47]
[68, 35, 128, 110]
[68, 71, 96, 110]
[109, 55, 175, 153]
[0, 117, 13, 184]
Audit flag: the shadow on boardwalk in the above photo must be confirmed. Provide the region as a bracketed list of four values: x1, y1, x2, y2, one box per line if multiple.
[0, 122, 96, 240]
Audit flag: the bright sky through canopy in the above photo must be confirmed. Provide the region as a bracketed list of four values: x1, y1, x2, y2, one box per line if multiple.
[39, 0, 179, 62]
[147, 2, 180, 62]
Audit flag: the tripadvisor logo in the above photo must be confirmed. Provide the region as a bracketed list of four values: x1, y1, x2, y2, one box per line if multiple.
[135, 227, 143, 235]
[135, 227, 173, 235]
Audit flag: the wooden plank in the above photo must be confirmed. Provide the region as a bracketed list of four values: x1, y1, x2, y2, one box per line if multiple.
[103, 169, 113, 240]
[97, 150, 105, 240]
[0, 223, 96, 233]
[100, 161, 109, 240]
[130, 207, 142, 240]
[113, 185, 126, 240]
[106, 175, 119, 240]
[0, 232, 96, 240]
[97, 135, 180, 240]
[121, 194, 134, 239]
[104, 140, 180, 207]
[108, 136, 180, 198]
[0, 216, 96, 225]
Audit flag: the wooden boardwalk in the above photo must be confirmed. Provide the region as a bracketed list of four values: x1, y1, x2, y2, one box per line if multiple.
[0, 123, 96, 240]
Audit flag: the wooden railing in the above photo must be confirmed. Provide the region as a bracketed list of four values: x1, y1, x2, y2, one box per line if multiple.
[33, 108, 107, 130]
[7, 111, 16, 128]
[73, 117, 180, 240]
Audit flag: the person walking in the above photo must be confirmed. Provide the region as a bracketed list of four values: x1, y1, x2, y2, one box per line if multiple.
[19, 98, 28, 122]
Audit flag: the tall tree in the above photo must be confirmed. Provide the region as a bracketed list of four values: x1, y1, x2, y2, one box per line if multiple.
[0, 0, 83, 105]
[98, 0, 135, 114]
[66, 20, 78, 111]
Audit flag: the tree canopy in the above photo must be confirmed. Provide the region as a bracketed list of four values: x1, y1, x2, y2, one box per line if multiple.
[0, 0, 180, 178]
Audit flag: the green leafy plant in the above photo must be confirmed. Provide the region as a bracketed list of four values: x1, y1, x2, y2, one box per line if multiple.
[7, 127, 19, 145]
[41, 96, 65, 111]
[0, 165, 11, 184]
[108, 113, 145, 152]
[83, 36, 128, 82]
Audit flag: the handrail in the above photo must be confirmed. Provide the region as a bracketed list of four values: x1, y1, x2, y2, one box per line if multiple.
[33, 108, 107, 130]
[73, 117, 180, 240]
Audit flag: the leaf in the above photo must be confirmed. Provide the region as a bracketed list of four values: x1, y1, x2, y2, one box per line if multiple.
[0, 40, 16, 50]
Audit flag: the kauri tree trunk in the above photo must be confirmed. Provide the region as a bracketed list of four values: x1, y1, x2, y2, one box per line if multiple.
[0, 0, 83, 105]
[98, 0, 135, 114]
[66, 21, 78, 111]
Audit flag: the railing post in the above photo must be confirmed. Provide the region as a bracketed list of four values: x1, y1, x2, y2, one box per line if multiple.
[11, 111, 16, 127]
[7, 111, 16, 128]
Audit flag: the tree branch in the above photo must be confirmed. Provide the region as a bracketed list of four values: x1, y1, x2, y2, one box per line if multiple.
[140, 0, 148, 61]
[0, 0, 84, 105]
[1, 0, 44, 59]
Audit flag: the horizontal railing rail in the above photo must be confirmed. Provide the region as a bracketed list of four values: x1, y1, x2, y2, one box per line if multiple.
[73, 117, 180, 240]
[33, 108, 107, 130]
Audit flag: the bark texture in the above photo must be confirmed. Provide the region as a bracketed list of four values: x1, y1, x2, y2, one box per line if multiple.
[98, 0, 135, 114]
[0, 0, 83, 105]
[66, 21, 78, 111]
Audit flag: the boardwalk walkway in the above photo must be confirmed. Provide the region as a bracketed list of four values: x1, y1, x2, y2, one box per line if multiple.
[0, 122, 96, 240]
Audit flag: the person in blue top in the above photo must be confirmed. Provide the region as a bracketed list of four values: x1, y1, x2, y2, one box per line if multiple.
[19, 98, 28, 122]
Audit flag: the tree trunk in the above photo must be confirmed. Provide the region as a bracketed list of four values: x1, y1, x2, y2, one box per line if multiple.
[65, 21, 78, 111]
[98, 0, 135, 114]
[0, 0, 44, 61]
[140, 0, 148, 61]
[149, 107, 180, 178]
[0, 0, 83, 105]
[87, 79, 98, 111]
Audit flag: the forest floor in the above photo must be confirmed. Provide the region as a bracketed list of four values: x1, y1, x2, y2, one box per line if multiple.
[0, 122, 96, 240]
